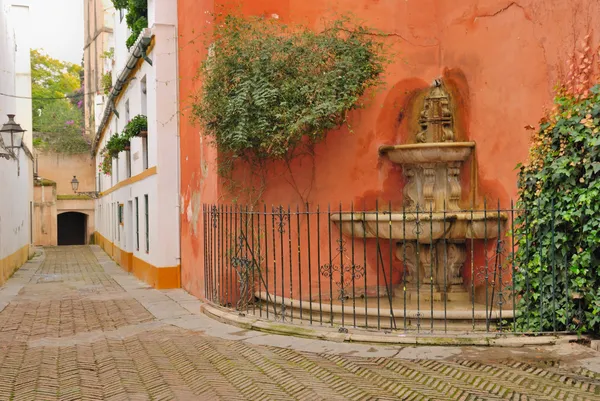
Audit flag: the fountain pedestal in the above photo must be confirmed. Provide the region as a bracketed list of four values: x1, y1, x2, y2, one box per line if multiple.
[331, 80, 507, 303]
[396, 241, 469, 302]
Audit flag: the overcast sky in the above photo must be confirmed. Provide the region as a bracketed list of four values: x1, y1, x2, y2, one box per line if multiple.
[28, 0, 84, 65]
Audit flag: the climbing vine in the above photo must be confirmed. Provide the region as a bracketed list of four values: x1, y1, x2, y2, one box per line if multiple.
[191, 14, 388, 169]
[513, 34, 600, 334]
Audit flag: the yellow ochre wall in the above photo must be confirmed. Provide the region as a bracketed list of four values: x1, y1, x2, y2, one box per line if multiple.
[0, 244, 29, 286]
[94, 232, 180, 289]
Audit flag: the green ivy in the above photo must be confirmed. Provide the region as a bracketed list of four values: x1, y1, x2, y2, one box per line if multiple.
[111, 0, 147, 49]
[192, 15, 388, 164]
[513, 84, 600, 334]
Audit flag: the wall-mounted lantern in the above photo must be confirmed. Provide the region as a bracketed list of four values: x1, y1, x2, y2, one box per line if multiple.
[0, 114, 25, 160]
[71, 175, 100, 199]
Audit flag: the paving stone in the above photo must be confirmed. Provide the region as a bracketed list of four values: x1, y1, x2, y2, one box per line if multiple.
[0, 246, 598, 400]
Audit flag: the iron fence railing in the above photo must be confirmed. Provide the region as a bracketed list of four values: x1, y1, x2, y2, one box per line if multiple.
[201, 203, 581, 334]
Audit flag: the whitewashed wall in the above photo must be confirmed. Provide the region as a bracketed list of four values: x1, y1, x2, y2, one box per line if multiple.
[0, 0, 33, 262]
[95, 0, 179, 268]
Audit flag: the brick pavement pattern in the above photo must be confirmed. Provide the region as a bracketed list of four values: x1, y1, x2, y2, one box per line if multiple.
[0, 246, 598, 401]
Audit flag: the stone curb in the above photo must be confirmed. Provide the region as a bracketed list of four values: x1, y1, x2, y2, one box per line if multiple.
[200, 303, 582, 347]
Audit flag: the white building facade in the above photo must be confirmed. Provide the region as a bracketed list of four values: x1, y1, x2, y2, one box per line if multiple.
[0, 0, 33, 284]
[91, 0, 180, 288]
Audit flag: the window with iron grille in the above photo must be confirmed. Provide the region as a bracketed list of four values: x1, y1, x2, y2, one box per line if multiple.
[144, 194, 149, 252]
[135, 197, 139, 251]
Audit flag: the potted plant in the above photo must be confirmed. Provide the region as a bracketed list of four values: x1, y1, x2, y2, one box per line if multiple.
[105, 133, 130, 156]
[123, 115, 148, 138]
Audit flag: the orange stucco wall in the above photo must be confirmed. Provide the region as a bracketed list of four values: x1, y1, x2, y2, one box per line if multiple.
[178, 0, 600, 300]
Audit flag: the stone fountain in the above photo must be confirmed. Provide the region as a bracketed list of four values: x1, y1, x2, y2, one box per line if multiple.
[332, 79, 507, 303]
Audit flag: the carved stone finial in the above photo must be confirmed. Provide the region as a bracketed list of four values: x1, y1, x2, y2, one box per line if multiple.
[416, 81, 455, 143]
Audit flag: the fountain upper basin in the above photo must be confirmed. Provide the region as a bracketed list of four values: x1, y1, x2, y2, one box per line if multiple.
[379, 142, 476, 164]
[330, 211, 508, 243]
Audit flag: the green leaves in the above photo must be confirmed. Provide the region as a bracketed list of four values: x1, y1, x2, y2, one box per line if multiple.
[122, 115, 147, 140]
[112, 0, 147, 49]
[513, 86, 600, 334]
[99, 115, 146, 174]
[192, 15, 387, 164]
[30, 49, 86, 152]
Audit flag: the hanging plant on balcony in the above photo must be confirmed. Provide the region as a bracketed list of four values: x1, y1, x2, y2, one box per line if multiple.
[123, 114, 148, 139]
[111, 0, 148, 49]
[105, 133, 129, 157]
[191, 14, 388, 167]
[100, 148, 112, 175]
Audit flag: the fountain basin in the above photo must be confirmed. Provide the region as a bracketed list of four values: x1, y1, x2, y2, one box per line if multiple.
[330, 211, 508, 243]
[379, 142, 476, 164]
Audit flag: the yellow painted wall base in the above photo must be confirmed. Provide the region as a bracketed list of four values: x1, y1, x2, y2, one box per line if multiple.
[94, 232, 180, 289]
[0, 244, 30, 286]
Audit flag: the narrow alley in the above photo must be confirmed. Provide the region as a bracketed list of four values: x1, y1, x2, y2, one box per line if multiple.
[0, 246, 598, 400]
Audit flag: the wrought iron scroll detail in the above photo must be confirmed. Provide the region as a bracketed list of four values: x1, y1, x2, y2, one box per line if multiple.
[319, 239, 365, 301]
[273, 205, 288, 233]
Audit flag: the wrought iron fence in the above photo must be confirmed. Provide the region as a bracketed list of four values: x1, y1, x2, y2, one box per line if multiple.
[202, 202, 581, 334]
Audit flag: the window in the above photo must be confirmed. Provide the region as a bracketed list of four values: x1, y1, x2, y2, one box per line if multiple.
[119, 8, 124, 22]
[118, 204, 124, 225]
[117, 202, 120, 242]
[126, 151, 131, 178]
[135, 197, 139, 251]
[97, 172, 102, 192]
[141, 76, 149, 170]
[115, 154, 119, 182]
[142, 137, 148, 170]
[112, 203, 116, 241]
[144, 194, 149, 252]
[141, 76, 147, 115]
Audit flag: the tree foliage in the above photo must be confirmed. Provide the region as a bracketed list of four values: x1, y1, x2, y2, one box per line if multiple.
[31, 49, 88, 153]
[191, 15, 388, 165]
[31, 49, 81, 110]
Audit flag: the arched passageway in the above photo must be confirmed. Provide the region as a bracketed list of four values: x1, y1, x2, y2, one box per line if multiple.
[57, 212, 87, 245]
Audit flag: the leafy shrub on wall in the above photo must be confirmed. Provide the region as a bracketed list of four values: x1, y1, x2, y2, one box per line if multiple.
[513, 35, 600, 334]
[191, 15, 388, 166]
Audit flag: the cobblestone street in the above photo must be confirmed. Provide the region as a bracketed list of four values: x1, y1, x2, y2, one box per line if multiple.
[0, 246, 598, 400]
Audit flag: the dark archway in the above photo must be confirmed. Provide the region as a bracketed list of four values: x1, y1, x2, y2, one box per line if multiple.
[57, 212, 87, 245]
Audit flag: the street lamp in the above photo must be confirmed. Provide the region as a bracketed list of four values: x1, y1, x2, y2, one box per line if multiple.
[0, 114, 25, 159]
[70, 175, 100, 199]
